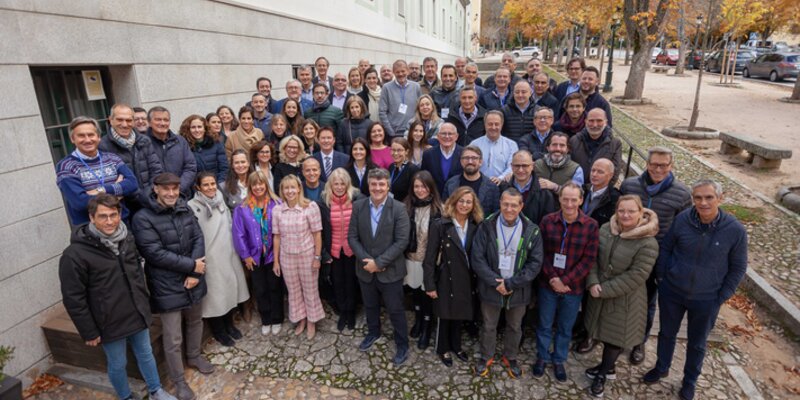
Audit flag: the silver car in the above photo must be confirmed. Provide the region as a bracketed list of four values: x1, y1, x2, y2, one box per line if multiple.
[743, 52, 799, 81]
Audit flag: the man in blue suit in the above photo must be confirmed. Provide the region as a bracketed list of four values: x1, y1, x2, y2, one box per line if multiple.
[313, 127, 349, 183]
[420, 122, 463, 197]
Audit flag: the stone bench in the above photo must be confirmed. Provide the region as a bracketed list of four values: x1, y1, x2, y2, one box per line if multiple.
[719, 131, 792, 169]
[652, 66, 671, 73]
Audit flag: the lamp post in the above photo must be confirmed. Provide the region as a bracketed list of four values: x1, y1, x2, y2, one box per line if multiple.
[690, 14, 704, 70]
[603, 11, 621, 93]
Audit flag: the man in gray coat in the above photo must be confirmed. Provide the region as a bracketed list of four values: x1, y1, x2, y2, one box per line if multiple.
[348, 168, 411, 365]
[471, 188, 543, 379]
[621, 146, 692, 365]
[379, 59, 422, 138]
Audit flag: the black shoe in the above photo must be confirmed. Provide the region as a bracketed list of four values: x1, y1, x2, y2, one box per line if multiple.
[474, 358, 492, 377]
[585, 364, 616, 380]
[226, 326, 243, 340]
[589, 374, 606, 398]
[455, 351, 469, 362]
[642, 368, 669, 384]
[213, 333, 235, 347]
[409, 308, 422, 338]
[576, 337, 597, 354]
[678, 383, 696, 400]
[629, 344, 645, 365]
[393, 347, 409, 366]
[337, 316, 346, 332]
[553, 363, 567, 382]
[531, 359, 546, 379]
[438, 353, 453, 367]
[359, 335, 379, 352]
[417, 318, 431, 350]
[502, 356, 521, 379]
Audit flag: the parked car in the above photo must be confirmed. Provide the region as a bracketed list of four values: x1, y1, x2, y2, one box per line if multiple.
[684, 50, 705, 69]
[655, 48, 680, 65]
[651, 47, 662, 63]
[743, 52, 800, 81]
[705, 50, 756, 73]
[513, 46, 540, 58]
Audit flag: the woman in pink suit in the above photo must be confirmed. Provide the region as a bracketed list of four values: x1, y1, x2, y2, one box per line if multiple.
[273, 174, 325, 339]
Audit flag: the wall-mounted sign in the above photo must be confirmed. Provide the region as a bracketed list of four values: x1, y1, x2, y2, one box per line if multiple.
[82, 70, 106, 101]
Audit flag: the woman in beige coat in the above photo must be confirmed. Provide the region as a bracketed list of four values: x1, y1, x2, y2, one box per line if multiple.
[584, 194, 659, 397]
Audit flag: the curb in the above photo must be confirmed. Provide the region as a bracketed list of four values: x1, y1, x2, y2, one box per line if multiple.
[661, 126, 720, 139]
[777, 186, 800, 213]
[721, 352, 765, 400]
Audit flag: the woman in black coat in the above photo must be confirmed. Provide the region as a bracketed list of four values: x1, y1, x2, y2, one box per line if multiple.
[423, 186, 483, 367]
[336, 96, 372, 154]
[345, 137, 376, 196]
[387, 137, 419, 202]
[180, 114, 228, 184]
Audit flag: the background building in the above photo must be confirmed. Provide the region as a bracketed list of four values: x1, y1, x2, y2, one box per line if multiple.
[0, 0, 470, 380]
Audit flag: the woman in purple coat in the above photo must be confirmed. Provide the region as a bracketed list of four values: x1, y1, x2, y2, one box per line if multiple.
[232, 170, 284, 336]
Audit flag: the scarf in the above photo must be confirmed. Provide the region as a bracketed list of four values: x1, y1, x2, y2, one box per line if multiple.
[543, 153, 571, 169]
[246, 195, 273, 257]
[110, 128, 136, 149]
[313, 100, 332, 112]
[643, 171, 675, 196]
[192, 190, 226, 218]
[87, 222, 128, 255]
[557, 113, 585, 135]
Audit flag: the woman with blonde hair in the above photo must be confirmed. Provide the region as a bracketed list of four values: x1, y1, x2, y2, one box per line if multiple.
[347, 67, 363, 95]
[232, 170, 284, 336]
[317, 168, 363, 331]
[584, 195, 659, 397]
[411, 94, 443, 143]
[273, 135, 307, 194]
[225, 106, 264, 161]
[297, 119, 321, 154]
[423, 186, 483, 366]
[273, 175, 325, 339]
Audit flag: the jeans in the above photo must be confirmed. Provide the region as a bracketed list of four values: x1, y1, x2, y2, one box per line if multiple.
[359, 278, 409, 351]
[101, 329, 161, 399]
[535, 286, 582, 364]
[655, 285, 721, 388]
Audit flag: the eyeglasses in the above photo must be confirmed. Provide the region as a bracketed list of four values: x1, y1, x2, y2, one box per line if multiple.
[461, 156, 480, 161]
[438, 131, 456, 137]
[648, 162, 671, 170]
[334, 78, 347, 82]
[535, 116, 553, 121]
[512, 164, 532, 169]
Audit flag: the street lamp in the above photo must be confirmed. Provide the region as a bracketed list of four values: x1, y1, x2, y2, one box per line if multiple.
[603, 9, 621, 93]
[690, 14, 704, 70]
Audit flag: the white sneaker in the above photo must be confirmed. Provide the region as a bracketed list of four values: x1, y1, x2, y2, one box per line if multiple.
[149, 387, 178, 400]
[261, 325, 271, 336]
[271, 323, 282, 335]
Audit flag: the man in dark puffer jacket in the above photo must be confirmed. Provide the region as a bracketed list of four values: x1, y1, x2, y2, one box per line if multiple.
[620, 146, 691, 366]
[99, 104, 164, 213]
[60, 194, 177, 400]
[132, 173, 213, 400]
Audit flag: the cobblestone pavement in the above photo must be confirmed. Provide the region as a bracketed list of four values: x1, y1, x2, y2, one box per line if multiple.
[34, 309, 750, 399]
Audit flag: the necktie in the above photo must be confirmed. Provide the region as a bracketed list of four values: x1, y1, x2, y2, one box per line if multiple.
[324, 156, 332, 177]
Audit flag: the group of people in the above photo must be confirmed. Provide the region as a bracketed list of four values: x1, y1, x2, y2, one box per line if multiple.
[56, 53, 747, 400]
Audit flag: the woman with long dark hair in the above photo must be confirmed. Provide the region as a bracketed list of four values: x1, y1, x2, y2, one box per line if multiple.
[336, 96, 371, 155]
[387, 137, 419, 202]
[345, 137, 376, 196]
[180, 114, 228, 184]
[220, 149, 250, 209]
[216, 105, 239, 139]
[250, 141, 277, 191]
[367, 121, 392, 170]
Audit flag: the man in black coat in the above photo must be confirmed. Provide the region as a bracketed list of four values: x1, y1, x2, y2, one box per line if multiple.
[132, 173, 213, 400]
[59, 194, 177, 400]
[348, 168, 411, 366]
[445, 87, 486, 146]
[499, 150, 558, 225]
[531, 73, 561, 119]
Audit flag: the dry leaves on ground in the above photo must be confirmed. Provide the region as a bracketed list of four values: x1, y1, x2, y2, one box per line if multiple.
[22, 374, 63, 398]
[725, 294, 763, 332]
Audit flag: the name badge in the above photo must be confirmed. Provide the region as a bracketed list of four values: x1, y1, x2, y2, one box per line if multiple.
[499, 254, 514, 272]
[554, 253, 567, 269]
[398, 103, 408, 114]
[441, 107, 450, 119]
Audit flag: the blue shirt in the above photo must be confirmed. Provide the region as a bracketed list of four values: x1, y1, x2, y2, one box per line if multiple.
[470, 135, 518, 179]
[369, 198, 387, 236]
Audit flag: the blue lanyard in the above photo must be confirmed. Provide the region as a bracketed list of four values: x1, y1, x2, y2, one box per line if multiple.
[390, 164, 405, 185]
[399, 82, 407, 106]
[560, 215, 570, 254]
[77, 152, 106, 187]
[499, 218, 520, 253]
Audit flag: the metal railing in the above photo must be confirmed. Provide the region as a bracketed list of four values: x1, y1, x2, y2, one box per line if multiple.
[612, 126, 648, 179]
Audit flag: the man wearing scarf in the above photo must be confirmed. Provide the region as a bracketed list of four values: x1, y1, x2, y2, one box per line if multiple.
[620, 146, 692, 366]
[305, 83, 344, 132]
[59, 194, 177, 400]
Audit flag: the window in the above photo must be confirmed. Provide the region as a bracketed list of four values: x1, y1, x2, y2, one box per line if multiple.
[432, 0, 436, 34]
[398, 0, 405, 17]
[419, 0, 424, 27]
[442, 8, 445, 40]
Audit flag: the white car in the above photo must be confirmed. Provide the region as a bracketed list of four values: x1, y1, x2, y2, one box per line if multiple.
[514, 46, 540, 59]
[651, 47, 662, 63]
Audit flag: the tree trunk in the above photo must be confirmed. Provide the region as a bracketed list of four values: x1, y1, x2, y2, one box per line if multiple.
[579, 24, 588, 57]
[791, 76, 800, 100]
[624, 36, 632, 65]
[675, 0, 687, 75]
[688, 62, 704, 130]
[555, 34, 566, 67]
[598, 29, 608, 77]
[622, 47, 655, 100]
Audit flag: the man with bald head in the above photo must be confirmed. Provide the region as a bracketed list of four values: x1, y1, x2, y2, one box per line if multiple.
[523, 58, 557, 95]
[532, 73, 560, 118]
[329, 72, 353, 110]
[408, 61, 422, 82]
[380, 65, 395, 85]
[498, 150, 558, 224]
[501, 80, 537, 143]
[358, 59, 371, 75]
[568, 108, 622, 184]
[379, 60, 421, 138]
[421, 122, 463, 195]
[454, 57, 468, 89]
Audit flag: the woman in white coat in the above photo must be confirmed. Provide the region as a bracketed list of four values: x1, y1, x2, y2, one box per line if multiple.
[188, 171, 250, 346]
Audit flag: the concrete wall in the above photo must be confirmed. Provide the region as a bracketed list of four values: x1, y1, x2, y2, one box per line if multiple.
[0, 0, 468, 379]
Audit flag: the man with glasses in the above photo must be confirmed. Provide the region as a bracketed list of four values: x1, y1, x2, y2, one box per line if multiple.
[519, 107, 557, 160]
[445, 87, 485, 146]
[133, 107, 149, 134]
[499, 150, 558, 224]
[329, 72, 353, 110]
[443, 146, 500, 214]
[306, 83, 344, 132]
[555, 58, 586, 103]
[620, 146, 692, 366]
[470, 111, 517, 185]
[421, 123, 463, 195]
[532, 73, 560, 119]
[501, 80, 537, 143]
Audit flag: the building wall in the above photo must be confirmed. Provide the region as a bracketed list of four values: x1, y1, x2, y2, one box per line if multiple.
[0, 0, 469, 379]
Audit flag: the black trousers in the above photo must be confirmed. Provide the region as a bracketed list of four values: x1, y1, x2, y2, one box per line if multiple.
[360, 278, 409, 350]
[252, 261, 284, 325]
[435, 319, 463, 355]
[331, 253, 358, 314]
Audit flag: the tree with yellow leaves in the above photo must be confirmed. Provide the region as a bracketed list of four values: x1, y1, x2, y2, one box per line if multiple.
[717, 0, 766, 82]
[621, 0, 675, 100]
